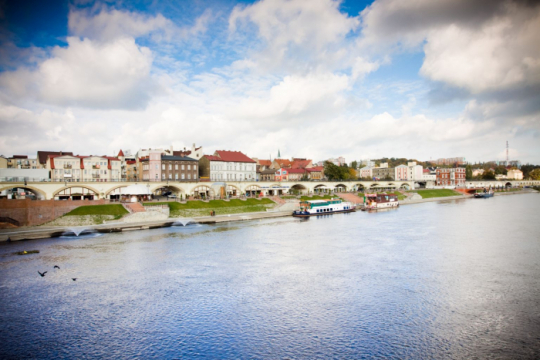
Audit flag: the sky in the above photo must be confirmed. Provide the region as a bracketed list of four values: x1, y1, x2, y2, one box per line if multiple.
[0, 0, 539, 164]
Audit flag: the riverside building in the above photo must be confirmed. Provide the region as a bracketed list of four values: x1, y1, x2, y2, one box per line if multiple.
[200, 151, 256, 181]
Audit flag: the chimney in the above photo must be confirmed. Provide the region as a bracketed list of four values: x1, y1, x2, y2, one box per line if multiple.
[170, 145, 173, 153]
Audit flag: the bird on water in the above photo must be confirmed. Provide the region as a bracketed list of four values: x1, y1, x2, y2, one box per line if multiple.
[38, 271, 47, 277]
[54, 265, 60, 269]
[72, 278, 77, 281]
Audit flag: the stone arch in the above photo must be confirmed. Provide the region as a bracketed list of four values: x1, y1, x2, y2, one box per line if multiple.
[105, 185, 130, 196]
[226, 184, 241, 196]
[505, 182, 512, 188]
[333, 183, 348, 192]
[400, 183, 410, 190]
[192, 185, 214, 199]
[355, 183, 365, 191]
[314, 184, 331, 194]
[150, 184, 185, 195]
[245, 184, 262, 197]
[0, 185, 47, 200]
[53, 185, 100, 198]
[370, 183, 380, 189]
[289, 183, 307, 195]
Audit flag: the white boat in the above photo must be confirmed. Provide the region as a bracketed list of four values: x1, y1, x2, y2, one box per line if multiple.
[362, 193, 399, 210]
[292, 198, 355, 217]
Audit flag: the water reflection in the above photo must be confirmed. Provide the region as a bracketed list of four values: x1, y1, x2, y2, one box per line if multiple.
[0, 194, 539, 359]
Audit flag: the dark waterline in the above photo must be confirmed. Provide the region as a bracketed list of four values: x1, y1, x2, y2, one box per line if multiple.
[1, 194, 539, 359]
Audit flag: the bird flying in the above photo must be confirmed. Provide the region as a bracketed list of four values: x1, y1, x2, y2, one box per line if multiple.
[38, 271, 47, 277]
[54, 265, 60, 269]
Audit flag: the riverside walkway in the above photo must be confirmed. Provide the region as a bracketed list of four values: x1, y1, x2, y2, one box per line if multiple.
[1, 189, 536, 242]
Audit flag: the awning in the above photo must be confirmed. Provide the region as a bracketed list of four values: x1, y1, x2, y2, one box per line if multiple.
[120, 184, 151, 195]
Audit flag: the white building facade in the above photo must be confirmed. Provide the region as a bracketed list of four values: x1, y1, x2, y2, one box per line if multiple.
[207, 151, 256, 181]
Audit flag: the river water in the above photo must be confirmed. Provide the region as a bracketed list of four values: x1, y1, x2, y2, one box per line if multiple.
[1, 194, 539, 359]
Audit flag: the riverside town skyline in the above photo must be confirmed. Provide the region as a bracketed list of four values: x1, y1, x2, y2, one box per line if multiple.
[1, 0, 539, 163]
[1, 1, 540, 359]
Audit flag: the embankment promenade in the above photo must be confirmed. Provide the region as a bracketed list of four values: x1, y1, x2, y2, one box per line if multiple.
[0, 190, 536, 242]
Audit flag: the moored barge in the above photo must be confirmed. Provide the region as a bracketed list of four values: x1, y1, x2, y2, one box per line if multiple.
[362, 193, 399, 211]
[292, 199, 355, 217]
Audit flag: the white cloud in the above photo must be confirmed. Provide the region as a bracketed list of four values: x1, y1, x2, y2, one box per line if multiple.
[420, 6, 540, 94]
[0, 37, 156, 109]
[229, 0, 359, 71]
[360, 0, 540, 96]
[68, 6, 211, 43]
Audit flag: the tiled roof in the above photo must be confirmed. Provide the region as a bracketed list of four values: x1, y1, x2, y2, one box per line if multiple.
[126, 160, 136, 165]
[258, 160, 272, 166]
[117, 149, 125, 157]
[38, 151, 73, 165]
[291, 159, 311, 169]
[205, 155, 222, 161]
[12, 155, 28, 159]
[305, 166, 323, 172]
[214, 150, 255, 163]
[274, 159, 292, 167]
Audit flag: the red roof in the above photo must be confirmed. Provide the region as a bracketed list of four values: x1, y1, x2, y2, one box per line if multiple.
[117, 149, 125, 157]
[126, 160, 136, 165]
[305, 166, 323, 172]
[258, 160, 272, 166]
[423, 169, 430, 173]
[214, 150, 255, 163]
[37, 151, 73, 165]
[274, 159, 292, 167]
[205, 155, 222, 161]
[12, 155, 28, 159]
[291, 159, 312, 169]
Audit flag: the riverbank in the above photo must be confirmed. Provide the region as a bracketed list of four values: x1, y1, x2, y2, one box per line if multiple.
[0, 189, 536, 242]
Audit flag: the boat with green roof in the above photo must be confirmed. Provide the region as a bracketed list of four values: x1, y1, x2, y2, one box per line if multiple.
[292, 198, 355, 217]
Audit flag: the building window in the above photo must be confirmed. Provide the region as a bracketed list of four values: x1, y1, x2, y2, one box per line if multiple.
[169, 174, 172, 180]
[182, 164, 185, 170]
[188, 173, 191, 179]
[169, 164, 172, 170]
[175, 173, 178, 180]
[182, 173, 185, 179]
[162, 164, 165, 170]
[194, 165, 197, 171]
[162, 174, 165, 180]
[175, 164, 178, 170]
[188, 164, 191, 170]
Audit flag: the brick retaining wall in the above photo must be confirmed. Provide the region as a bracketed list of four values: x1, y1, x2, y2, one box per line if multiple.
[0, 199, 108, 226]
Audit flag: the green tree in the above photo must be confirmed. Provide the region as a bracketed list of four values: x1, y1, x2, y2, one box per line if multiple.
[465, 165, 473, 180]
[324, 161, 343, 180]
[494, 165, 507, 175]
[351, 160, 358, 170]
[529, 168, 540, 180]
[482, 170, 496, 180]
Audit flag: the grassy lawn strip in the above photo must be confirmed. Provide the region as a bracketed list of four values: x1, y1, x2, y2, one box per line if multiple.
[144, 198, 276, 217]
[280, 195, 298, 199]
[300, 195, 333, 201]
[64, 204, 128, 219]
[410, 189, 462, 199]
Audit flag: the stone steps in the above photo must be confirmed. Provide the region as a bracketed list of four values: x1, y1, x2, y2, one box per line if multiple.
[124, 202, 146, 213]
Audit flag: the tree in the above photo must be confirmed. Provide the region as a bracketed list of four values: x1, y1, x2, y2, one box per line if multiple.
[351, 160, 358, 170]
[324, 161, 343, 180]
[482, 170, 496, 180]
[530, 168, 540, 180]
[465, 165, 473, 180]
[348, 168, 357, 180]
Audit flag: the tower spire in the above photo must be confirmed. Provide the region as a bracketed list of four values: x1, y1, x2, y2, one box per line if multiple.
[278, 149, 281, 158]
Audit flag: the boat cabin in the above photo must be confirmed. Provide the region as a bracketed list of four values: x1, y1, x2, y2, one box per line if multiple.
[299, 199, 342, 210]
[364, 193, 398, 204]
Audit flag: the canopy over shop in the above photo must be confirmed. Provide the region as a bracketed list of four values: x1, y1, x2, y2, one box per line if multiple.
[109, 184, 152, 202]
